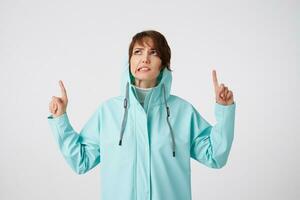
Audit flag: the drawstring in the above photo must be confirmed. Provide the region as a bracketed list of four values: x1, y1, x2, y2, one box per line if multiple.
[162, 83, 176, 157]
[118, 82, 176, 157]
[119, 82, 129, 146]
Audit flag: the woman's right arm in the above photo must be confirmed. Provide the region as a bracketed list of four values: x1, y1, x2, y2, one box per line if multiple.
[47, 80, 100, 174]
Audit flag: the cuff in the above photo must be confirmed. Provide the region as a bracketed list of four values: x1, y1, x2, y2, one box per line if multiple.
[215, 102, 236, 121]
[47, 112, 70, 126]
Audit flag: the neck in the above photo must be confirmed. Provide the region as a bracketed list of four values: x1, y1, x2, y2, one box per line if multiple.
[134, 79, 157, 89]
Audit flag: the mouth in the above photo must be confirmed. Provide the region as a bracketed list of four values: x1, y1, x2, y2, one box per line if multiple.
[136, 66, 151, 72]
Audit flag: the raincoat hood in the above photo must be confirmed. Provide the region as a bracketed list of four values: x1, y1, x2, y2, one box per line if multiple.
[120, 61, 172, 107]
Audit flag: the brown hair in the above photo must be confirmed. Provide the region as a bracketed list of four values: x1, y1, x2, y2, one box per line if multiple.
[128, 30, 172, 71]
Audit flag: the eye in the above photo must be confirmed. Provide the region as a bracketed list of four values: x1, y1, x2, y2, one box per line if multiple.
[150, 50, 158, 55]
[133, 50, 141, 55]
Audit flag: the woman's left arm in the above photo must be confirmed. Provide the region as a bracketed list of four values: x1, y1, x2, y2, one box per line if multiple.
[190, 70, 236, 168]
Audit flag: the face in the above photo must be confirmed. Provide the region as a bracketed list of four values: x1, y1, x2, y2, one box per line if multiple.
[130, 37, 162, 87]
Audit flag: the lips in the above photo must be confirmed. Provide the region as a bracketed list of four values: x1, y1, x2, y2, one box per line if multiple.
[136, 66, 151, 72]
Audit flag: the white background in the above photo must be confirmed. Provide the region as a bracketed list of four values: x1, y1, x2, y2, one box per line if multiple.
[0, 0, 299, 199]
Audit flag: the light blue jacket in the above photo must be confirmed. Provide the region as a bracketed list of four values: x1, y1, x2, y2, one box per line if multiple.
[48, 63, 236, 200]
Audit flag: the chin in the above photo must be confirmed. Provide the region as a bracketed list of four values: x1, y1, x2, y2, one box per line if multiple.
[135, 76, 152, 81]
[134, 74, 156, 81]
[137, 71, 159, 78]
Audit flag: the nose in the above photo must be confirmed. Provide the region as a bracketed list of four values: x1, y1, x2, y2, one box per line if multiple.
[141, 53, 150, 64]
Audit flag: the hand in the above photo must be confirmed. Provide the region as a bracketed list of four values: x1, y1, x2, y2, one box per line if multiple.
[212, 70, 234, 106]
[49, 80, 68, 117]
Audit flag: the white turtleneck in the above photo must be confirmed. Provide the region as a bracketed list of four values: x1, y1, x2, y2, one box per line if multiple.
[133, 85, 153, 108]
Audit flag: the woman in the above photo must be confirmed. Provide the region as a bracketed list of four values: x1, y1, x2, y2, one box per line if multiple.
[48, 30, 236, 200]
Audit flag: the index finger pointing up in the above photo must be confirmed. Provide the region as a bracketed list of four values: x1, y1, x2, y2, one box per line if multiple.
[59, 80, 68, 100]
[212, 70, 219, 91]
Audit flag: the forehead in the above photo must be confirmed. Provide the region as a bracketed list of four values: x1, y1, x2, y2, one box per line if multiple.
[133, 37, 155, 49]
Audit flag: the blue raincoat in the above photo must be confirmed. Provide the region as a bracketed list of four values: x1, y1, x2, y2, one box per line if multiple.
[48, 62, 236, 200]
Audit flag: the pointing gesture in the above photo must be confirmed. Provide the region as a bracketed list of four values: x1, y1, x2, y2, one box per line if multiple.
[212, 70, 234, 106]
[49, 80, 69, 117]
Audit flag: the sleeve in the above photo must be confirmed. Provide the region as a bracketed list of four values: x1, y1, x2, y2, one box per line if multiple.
[47, 107, 101, 174]
[190, 102, 236, 169]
